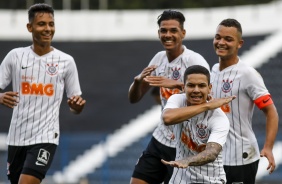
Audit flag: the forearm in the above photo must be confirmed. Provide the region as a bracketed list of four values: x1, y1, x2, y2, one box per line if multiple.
[186, 142, 222, 166]
[263, 105, 279, 149]
[162, 103, 210, 125]
[128, 77, 149, 103]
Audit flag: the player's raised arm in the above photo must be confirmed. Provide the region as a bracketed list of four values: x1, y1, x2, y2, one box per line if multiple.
[128, 65, 157, 103]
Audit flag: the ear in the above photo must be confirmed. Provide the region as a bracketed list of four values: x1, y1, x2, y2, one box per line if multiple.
[181, 29, 186, 39]
[238, 39, 244, 49]
[208, 83, 212, 94]
[27, 23, 32, 33]
[158, 29, 161, 39]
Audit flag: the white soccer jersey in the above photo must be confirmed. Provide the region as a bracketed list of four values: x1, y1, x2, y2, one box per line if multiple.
[211, 59, 269, 166]
[164, 93, 229, 183]
[0, 46, 82, 146]
[150, 45, 210, 148]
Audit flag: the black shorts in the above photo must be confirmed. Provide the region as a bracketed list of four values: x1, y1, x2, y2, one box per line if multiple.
[132, 137, 176, 184]
[224, 160, 259, 184]
[7, 143, 57, 183]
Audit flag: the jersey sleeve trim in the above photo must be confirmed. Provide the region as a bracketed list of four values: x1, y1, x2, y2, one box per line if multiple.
[254, 94, 273, 110]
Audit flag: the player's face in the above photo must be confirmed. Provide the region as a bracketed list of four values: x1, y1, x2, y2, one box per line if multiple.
[184, 73, 211, 106]
[213, 25, 243, 61]
[27, 12, 55, 47]
[158, 19, 186, 52]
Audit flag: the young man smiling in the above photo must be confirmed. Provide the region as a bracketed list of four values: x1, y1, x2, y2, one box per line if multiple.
[0, 4, 85, 184]
[128, 10, 209, 184]
[161, 65, 235, 183]
[211, 18, 279, 184]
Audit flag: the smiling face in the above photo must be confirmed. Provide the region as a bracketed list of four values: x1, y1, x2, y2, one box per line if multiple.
[213, 25, 243, 61]
[184, 73, 211, 106]
[27, 12, 55, 47]
[158, 19, 186, 53]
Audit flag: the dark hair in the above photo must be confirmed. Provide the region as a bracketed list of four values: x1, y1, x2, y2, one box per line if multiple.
[157, 10, 185, 29]
[28, 3, 54, 22]
[183, 65, 210, 84]
[219, 18, 242, 36]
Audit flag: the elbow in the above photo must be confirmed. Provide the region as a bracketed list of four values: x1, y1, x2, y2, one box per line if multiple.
[162, 114, 174, 126]
[208, 154, 217, 163]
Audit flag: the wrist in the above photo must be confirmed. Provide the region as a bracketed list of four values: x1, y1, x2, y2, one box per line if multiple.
[134, 75, 143, 83]
[70, 108, 80, 114]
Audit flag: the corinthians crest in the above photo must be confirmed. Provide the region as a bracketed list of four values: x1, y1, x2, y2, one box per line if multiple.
[196, 124, 208, 139]
[46, 63, 58, 76]
[221, 79, 233, 93]
[171, 67, 181, 80]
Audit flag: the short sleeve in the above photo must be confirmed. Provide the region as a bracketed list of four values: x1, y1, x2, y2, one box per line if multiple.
[0, 49, 14, 90]
[64, 57, 82, 98]
[207, 109, 230, 146]
[244, 67, 269, 101]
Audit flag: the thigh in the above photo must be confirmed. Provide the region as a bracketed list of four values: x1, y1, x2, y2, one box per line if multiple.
[224, 160, 259, 184]
[7, 146, 27, 183]
[132, 137, 172, 184]
[22, 143, 57, 181]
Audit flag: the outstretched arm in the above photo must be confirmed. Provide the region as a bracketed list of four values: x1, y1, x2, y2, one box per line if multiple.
[68, 95, 86, 114]
[162, 96, 236, 125]
[161, 142, 222, 168]
[128, 65, 156, 103]
[0, 90, 19, 108]
[260, 104, 278, 174]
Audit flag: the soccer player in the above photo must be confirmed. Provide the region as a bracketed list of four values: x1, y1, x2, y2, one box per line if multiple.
[161, 65, 235, 183]
[211, 18, 279, 184]
[0, 3, 86, 184]
[128, 10, 209, 184]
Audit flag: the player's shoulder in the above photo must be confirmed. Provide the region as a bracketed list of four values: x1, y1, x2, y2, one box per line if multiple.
[155, 50, 166, 57]
[169, 93, 186, 101]
[8, 46, 30, 54]
[182, 46, 204, 58]
[182, 46, 209, 68]
[211, 63, 220, 73]
[52, 47, 75, 61]
[237, 60, 258, 75]
[208, 108, 229, 121]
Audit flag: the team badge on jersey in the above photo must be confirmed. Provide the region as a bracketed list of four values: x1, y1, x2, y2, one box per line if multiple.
[221, 79, 233, 93]
[171, 67, 181, 80]
[46, 63, 58, 76]
[196, 124, 208, 139]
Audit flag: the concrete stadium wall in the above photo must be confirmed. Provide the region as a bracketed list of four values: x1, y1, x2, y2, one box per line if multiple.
[0, 1, 282, 41]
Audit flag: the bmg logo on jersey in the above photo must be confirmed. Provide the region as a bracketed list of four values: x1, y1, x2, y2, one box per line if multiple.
[37, 149, 50, 165]
[22, 82, 54, 96]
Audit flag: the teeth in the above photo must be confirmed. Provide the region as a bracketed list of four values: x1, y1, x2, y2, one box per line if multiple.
[217, 46, 226, 50]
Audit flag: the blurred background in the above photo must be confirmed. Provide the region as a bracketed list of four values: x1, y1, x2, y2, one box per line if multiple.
[0, 0, 281, 183]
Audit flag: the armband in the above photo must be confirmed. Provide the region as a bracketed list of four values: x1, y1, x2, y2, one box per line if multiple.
[254, 94, 273, 110]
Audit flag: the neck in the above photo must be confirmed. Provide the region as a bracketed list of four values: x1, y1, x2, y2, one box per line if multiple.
[32, 44, 53, 56]
[219, 56, 239, 71]
[166, 45, 184, 62]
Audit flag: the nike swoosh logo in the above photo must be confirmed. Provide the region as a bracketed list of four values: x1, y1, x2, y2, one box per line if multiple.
[263, 98, 270, 103]
[35, 161, 45, 166]
[21, 66, 32, 69]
